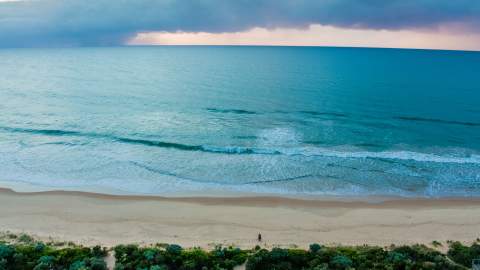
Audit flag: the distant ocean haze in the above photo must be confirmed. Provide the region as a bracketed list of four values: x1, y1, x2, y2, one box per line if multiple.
[0, 46, 479, 197]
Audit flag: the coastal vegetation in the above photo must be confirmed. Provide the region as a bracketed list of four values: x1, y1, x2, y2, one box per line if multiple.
[0, 234, 107, 270]
[113, 244, 248, 270]
[1, 234, 480, 270]
[113, 240, 480, 270]
[246, 244, 464, 270]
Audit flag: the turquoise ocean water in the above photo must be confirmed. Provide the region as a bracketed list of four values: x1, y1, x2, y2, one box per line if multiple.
[0, 46, 479, 197]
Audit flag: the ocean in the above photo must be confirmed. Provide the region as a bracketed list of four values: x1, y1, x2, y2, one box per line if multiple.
[0, 46, 479, 197]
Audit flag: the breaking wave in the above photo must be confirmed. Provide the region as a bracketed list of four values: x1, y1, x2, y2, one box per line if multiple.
[1, 125, 479, 164]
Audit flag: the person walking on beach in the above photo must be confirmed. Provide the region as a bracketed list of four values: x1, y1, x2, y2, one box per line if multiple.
[258, 233, 262, 242]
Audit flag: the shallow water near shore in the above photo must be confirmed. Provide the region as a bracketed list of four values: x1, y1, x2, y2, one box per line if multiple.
[0, 46, 479, 197]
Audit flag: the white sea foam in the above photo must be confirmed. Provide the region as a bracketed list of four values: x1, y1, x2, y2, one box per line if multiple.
[200, 144, 480, 164]
[281, 147, 480, 164]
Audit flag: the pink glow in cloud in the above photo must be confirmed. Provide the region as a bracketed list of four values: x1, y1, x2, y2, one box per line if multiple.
[129, 25, 480, 51]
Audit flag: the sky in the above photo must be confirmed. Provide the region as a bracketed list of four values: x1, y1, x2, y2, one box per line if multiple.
[1, 0, 480, 50]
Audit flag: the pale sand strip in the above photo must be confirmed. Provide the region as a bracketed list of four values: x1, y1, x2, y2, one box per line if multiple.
[0, 187, 479, 248]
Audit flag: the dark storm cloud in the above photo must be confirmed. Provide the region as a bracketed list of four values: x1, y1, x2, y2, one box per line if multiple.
[0, 0, 479, 47]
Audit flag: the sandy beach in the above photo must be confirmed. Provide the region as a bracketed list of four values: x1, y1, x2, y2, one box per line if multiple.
[1, 187, 479, 249]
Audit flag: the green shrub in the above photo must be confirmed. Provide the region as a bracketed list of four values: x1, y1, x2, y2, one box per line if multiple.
[0, 244, 14, 259]
[18, 234, 35, 244]
[0, 241, 106, 270]
[149, 266, 167, 270]
[309, 243, 322, 253]
[114, 244, 247, 270]
[166, 244, 183, 256]
[89, 257, 107, 270]
[447, 241, 480, 267]
[246, 248, 311, 270]
[246, 244, 466, 270]
[330, 255, 352, 269]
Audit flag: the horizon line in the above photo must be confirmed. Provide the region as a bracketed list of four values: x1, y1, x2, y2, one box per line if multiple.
[1, 44, 479, 53]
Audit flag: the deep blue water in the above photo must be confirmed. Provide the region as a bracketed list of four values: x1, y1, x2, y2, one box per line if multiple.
[0, 46, 479, 197]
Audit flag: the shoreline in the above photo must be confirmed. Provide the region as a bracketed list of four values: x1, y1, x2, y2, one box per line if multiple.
[1, 186, 480, 248]
[2, 186, 480, 208]
[2, 179, 480, 205]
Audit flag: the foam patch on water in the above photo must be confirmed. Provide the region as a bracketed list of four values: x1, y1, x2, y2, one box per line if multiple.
[257, 127, 302, 147]
[281, 147, 480, 164]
